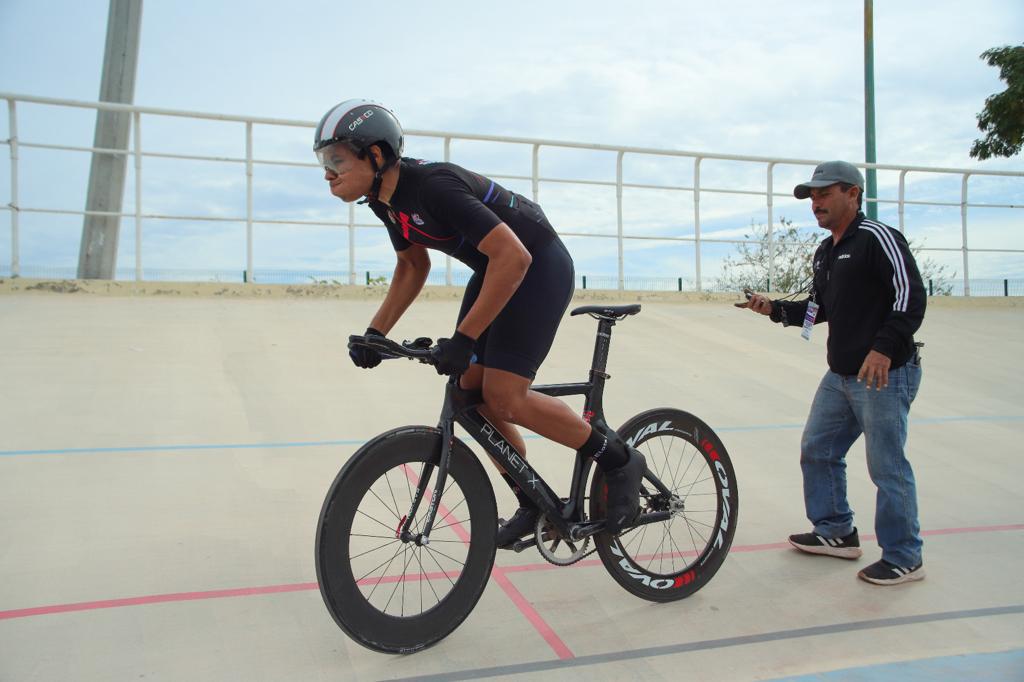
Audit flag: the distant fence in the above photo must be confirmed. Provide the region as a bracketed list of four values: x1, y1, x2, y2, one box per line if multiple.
[5, 265, 1022, 297]
[2, 92, 1023, 295]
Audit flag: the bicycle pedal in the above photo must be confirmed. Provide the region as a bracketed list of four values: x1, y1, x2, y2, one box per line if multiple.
[510, 537, 537, 553]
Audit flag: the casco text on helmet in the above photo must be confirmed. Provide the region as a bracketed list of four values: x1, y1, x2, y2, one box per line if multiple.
[314, 99, 404, 162]
[314, 99, 404, 204]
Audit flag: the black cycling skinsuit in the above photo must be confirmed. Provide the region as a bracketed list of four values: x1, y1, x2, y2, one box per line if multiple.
[770, 212, 926, 375]
[368, 158, 575, 380]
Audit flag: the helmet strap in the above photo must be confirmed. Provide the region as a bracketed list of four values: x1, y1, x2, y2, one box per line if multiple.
[357, 147, 396, 205]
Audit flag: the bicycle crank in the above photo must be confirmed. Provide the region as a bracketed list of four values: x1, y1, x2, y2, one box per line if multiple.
[535, 514, 592, 566]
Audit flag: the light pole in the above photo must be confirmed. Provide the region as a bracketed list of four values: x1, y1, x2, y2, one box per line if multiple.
[864, 0, 878, 220]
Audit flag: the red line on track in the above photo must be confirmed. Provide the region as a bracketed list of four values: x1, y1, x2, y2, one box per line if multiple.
[2, 521, 1021, 659]
[0, 582, 319, 621]
[398, 464, 573, 657]
[491, 567, 574, 659]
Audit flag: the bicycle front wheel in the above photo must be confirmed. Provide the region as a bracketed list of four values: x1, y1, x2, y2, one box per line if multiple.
[316, 427, 497, 653]
[591, 409, 738, 602]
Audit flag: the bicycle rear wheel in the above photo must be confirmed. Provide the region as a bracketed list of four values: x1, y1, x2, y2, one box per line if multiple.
[316, 427, 497, 653]
[590, 408, 738, 602]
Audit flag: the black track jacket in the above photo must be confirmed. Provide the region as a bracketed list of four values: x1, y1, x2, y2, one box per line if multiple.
[771, 213, 926, 375]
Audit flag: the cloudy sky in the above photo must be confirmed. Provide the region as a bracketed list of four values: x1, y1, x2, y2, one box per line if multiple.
[1, 0, 1022, 286]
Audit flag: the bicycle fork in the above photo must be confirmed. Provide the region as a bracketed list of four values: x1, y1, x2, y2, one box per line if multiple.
[396, 376, 483, 547]
[399, 376, 571, 546]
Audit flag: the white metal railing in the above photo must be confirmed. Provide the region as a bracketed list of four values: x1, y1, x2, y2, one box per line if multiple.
[2, 92, 1023, 294]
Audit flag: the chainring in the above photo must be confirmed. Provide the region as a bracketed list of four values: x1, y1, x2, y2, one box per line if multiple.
[535, 513, 593, 566]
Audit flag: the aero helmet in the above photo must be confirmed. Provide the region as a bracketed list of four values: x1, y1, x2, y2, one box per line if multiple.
[314, 99, 403, 165]
[314, 100, 403, 202]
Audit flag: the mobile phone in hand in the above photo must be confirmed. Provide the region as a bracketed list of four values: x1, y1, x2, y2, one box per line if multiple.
[734, 288, 754, 308]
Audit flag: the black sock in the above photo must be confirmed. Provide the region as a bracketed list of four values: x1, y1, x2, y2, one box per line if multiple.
[501, 472, 533, 508]
[578, 427, 628, 471]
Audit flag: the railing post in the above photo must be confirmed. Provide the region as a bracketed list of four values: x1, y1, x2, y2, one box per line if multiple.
[531, 143, 540, 203]
[616, 150, 625, 291]
[444, 136, 452, 286]
[7, 98, 19, 277]
[133, 110, 143, 281]
[961, 172, 971, 297]
[244, 121, 254, 284]
[347, 202, 356, 285]
[693, 157, 703, 292]
[767, 162, 776, 293]
[897, 169, 907, 232]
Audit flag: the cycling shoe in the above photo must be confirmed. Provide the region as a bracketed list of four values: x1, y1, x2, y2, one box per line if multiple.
[603, 450, 647, 534]
[496, 506, 540, 549]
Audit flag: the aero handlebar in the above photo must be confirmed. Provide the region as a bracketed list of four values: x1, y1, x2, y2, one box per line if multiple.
[347, 334, 437, 364]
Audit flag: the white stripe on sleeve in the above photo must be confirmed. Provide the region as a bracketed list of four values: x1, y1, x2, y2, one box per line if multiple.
[861, 221, 910, 311]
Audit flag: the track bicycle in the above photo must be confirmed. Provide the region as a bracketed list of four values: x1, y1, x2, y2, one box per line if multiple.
[315, 304, 738, 653]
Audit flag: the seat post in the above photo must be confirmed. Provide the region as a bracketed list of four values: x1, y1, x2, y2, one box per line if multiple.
[580, 318, 615, 424]
[590, 318, 615, 374]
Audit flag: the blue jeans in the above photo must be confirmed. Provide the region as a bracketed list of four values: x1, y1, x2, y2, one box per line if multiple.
[800, 359, 923, 567]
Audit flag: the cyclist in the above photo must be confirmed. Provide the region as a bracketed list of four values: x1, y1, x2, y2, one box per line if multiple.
[315, 99, 645, 543]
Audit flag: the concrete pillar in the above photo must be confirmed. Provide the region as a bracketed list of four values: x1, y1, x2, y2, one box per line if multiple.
[78, 0, 143, 279]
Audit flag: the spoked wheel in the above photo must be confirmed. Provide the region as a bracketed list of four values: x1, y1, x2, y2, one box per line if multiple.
[315, 427, 497, 653]
[590, 409, 738, 602]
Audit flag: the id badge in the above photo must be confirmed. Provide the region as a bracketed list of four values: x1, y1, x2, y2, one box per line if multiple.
[801, 301, 819, 341]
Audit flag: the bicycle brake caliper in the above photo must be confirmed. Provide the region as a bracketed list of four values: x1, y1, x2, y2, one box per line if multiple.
[395, 514, 407, 540]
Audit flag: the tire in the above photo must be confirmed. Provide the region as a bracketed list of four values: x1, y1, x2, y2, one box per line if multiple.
[315, 427, 497, 653]
[590, 409, 738, 602]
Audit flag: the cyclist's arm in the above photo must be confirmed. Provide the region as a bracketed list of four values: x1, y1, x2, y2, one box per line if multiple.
[456, 223, 532, 340]
[369, 244, 431, 334]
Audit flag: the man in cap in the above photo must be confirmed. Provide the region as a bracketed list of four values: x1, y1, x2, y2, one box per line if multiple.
[738, 160, 927, 585]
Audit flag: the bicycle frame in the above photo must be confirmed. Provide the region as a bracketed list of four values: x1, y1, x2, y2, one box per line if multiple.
[324, 306, 739, 652]
[402, 314, 672, 546]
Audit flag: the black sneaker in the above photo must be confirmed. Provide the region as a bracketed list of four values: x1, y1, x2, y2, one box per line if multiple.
[496, 506, 539, 549]
[858, 559, 925, 585]
[603, 450, 647, 534]
[788, 528, 863, 559]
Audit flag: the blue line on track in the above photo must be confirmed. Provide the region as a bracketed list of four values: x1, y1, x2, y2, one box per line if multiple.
[1, 415, 1020, 458]
[387, 607, 1024, 681]
[769, 648, 1024, 682]
[0, 439, 366, 457]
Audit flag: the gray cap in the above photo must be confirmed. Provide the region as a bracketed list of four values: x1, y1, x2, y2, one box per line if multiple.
[793, 160, 865, 199]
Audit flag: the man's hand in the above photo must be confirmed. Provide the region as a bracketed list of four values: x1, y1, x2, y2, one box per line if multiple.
[736, 292, 773, 316]
[430, 331, 476, 376]
[857, 350, 892, 390]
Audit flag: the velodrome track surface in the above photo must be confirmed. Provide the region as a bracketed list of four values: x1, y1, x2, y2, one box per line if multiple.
[1, 284, 1021, 681]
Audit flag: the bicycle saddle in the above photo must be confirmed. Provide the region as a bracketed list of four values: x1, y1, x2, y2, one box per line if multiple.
[570, 304, 641, 320]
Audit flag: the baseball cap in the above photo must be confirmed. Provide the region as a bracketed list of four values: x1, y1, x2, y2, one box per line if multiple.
[793, 161, 865, 199]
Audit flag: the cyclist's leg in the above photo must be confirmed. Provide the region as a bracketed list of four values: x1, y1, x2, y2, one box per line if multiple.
[480, 239, 643, 533]
[460, 363, 527, 459]
[481, 366, 597, 547]
[474, 238, 587, 448]
[457, 275, 528, 461]
[481, 367, 590, 447]
[477, 240, 628, 461]
[481, 360, 643, 537]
